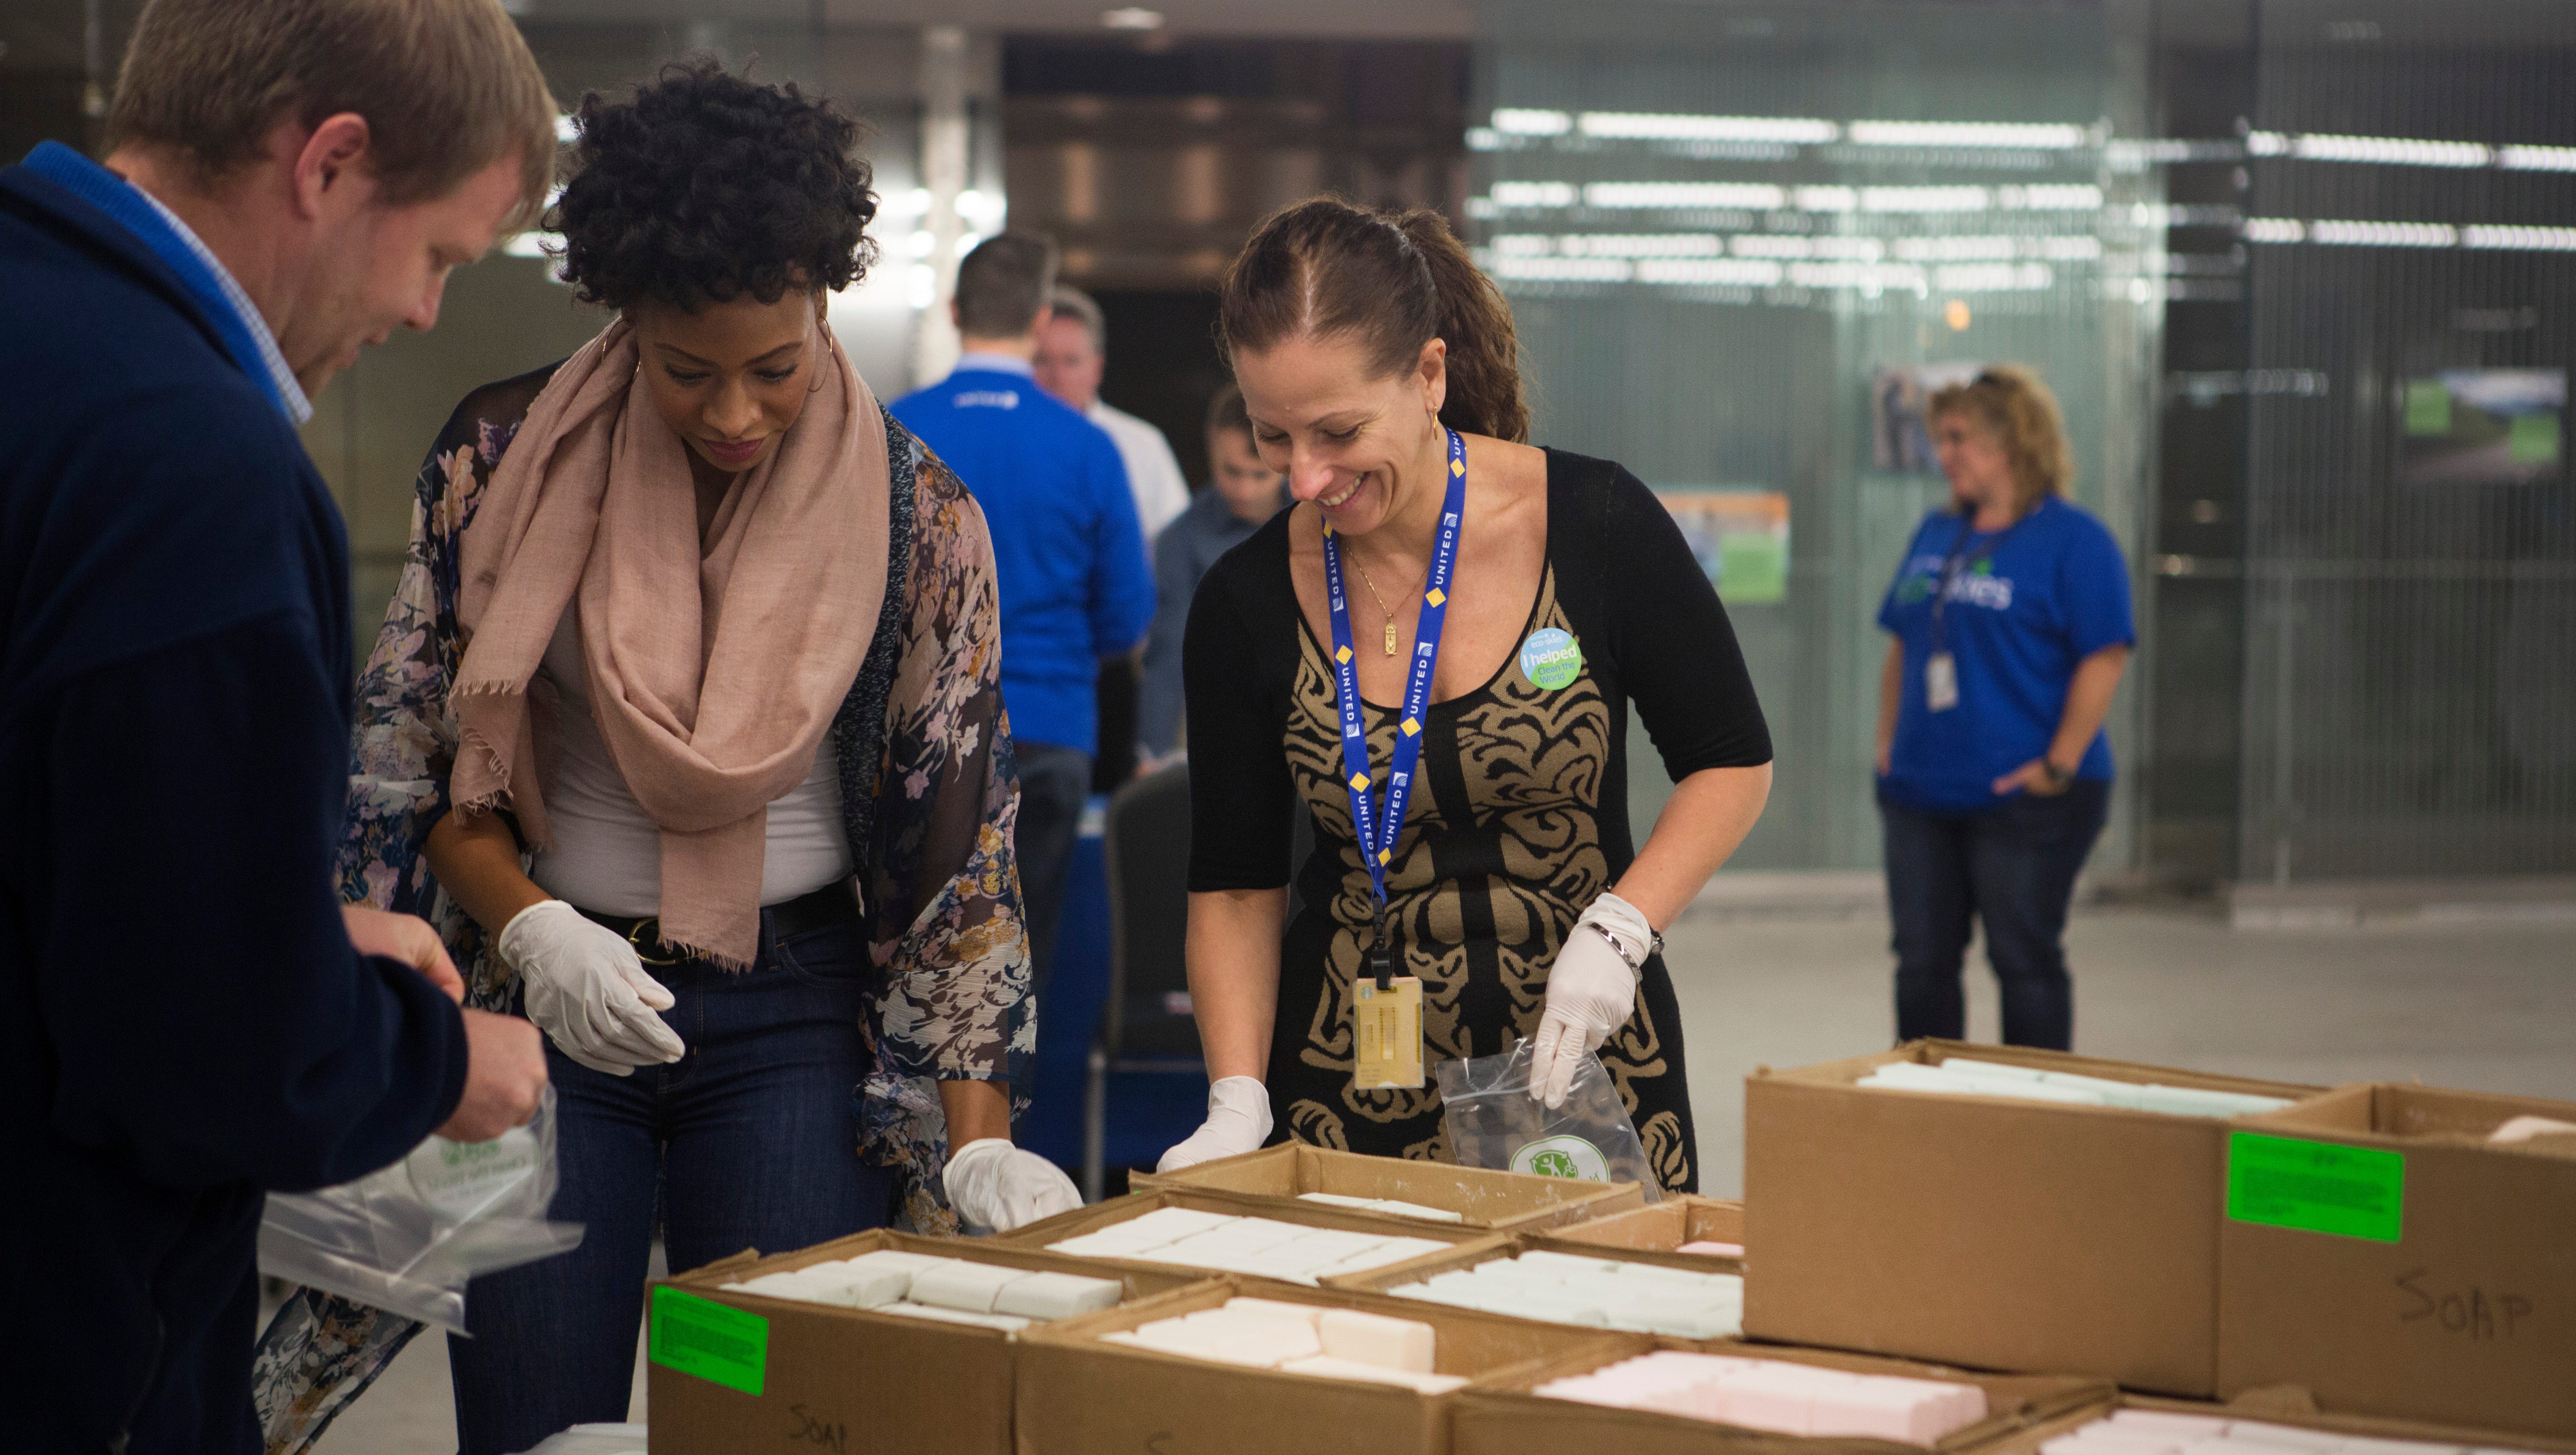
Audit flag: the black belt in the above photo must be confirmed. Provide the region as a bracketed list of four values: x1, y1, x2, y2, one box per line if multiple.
[574, 882, 857, 967]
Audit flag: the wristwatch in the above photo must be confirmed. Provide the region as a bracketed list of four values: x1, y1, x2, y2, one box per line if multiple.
[2039, 758, 2074, 788]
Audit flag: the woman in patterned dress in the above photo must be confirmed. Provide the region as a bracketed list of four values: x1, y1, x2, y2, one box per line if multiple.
[253, 65, 1066, 1455]
[1156, 199, 1776, 1194]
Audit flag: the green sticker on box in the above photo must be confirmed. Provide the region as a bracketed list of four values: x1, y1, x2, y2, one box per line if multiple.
[2227, 1131, 2404, 1243]
[651, 1286, 767, 1395]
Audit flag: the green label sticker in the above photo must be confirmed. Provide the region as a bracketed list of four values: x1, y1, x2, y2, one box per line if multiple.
[2403, 380, 2454, 436]
[2228, 1131, 2404, 1243]
[2509, 410, 2561, 465]
[651, 1286, 767, 1395]
[1511, 1133, 1611, 1181]
[1519, 628, 1582, 690]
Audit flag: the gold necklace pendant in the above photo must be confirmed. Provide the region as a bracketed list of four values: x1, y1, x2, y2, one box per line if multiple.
[1383, 620, 1399, 655]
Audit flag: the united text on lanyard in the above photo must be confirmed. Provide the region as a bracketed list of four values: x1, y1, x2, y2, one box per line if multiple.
[1323, 427, 1469, 990]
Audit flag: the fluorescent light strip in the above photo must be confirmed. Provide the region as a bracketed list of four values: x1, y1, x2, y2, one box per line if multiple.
[1492, 108, 1574, 136]
[2247, 129, 2576, 172]
[1581, 181, 1788, 210]
[1576, 112, 1840, 143]
[2244, 218, 2576, 251]
[1845, 120, 2090, 149]
[1488, 182, 2104, 214]
[2462, 225, 2576, 250]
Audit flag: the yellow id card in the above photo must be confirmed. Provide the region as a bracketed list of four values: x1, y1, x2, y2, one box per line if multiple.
[1354, 976, 1426, 1090]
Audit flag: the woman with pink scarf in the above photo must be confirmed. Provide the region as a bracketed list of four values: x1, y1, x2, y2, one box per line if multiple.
[252, 63, 1072, 1455]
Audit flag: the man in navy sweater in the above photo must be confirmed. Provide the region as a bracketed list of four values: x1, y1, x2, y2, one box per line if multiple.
[893, 233, 1156, 990]
[0, 3, 554, 1448]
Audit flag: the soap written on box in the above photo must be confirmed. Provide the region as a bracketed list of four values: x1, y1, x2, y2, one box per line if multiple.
[718, 1250, 1123, 1333]
[1537, 1351, 1987, 1446]
[2041, 1407, 2548, 1455]
[1099, 1297, 1466, 1395]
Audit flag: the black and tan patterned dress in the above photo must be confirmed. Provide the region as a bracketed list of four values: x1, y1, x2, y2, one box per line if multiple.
[1183, 449, 1771, 1194]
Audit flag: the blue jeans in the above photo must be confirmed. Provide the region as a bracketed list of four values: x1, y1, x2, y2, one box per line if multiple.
[1878, 779, 2111, 1051]
[448, 905, 896, 1455]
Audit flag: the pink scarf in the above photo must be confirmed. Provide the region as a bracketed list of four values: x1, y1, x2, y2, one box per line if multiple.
[452, 317, 890, 969]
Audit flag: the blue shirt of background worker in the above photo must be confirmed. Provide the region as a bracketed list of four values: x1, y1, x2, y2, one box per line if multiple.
[893, 351, 1155, 757]
[1876, 494, 2136, 812]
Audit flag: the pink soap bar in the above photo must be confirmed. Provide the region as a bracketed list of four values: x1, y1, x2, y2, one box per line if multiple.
[1712, 1368, 1826, 1434]
[1677, 1241, 1745, 1257]
[1807, 1382, 1954, 1444]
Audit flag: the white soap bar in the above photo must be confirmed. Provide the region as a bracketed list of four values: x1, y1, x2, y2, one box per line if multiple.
[2225, 1425, 2354, 1452]
[909, 1260, 1036, 1314]
[1226, 1297, 1328, 1328]
[993, 1271, 1124, 1320]
[836, 1249, 952, 1276]
[1043, 1232, 1170, 1260]
[1317, 1309, 1436, 1373]
[1117, 1207, 1242, 1242]
[791, 1262, 915, 1309]
[1208, 1318, 1325, 1367]
[1334, 1237, 1452, 1269]
[1365, 1198, 1467, 1223]
[719, 1271, 823, 1301]
[1937, 1057, 2048, 1081]
[1299, 1192, 1379, 1209]
[878, 1301, 1032, 1332]
[1281, 1356, 1467, 1395]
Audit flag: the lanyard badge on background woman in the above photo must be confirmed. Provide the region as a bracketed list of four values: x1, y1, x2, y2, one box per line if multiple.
[1323, 427, 1468, 1090]
[1924, 511, 2019, 713]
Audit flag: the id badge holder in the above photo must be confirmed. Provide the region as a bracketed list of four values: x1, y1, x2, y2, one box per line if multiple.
[1925, 651, 1959, 712]
[1354, 929, 1425, 1091]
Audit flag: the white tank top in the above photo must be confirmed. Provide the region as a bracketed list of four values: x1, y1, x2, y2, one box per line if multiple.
[525, 609, 853, 916]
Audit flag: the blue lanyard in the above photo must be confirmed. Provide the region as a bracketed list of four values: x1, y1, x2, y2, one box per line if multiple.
[1323, 428, 1467, 989]
[1929, 508, 2021, 654]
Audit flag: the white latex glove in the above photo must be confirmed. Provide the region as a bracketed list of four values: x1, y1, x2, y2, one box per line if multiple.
[497, 900, 686, 1077]
[1155, 1076, 1273, 1173]
[1530, 891, 1654, 1108]
[943, 1138, 1082, 1231]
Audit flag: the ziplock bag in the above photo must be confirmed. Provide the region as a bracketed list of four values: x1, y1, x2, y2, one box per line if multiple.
[258, 1087, 585, 1334]
[1435, 1039, 1662, 1202]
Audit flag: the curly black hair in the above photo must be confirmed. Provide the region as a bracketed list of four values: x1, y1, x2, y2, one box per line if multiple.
[552, 60, 877, 311]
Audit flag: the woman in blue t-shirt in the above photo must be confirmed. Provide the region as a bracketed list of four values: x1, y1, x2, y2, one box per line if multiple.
[1872, 366, 2133, 1049]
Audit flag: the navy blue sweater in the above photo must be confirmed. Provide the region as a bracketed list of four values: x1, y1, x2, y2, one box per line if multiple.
[0, 164, 469, 1452]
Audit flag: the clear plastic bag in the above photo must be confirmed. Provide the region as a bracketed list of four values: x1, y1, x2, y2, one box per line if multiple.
[257, 1087, 585, 1334]
[1435, 1040, 1663, 1203]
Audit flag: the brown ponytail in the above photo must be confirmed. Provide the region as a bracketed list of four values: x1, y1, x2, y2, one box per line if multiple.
[1217, 196, 1530, 444]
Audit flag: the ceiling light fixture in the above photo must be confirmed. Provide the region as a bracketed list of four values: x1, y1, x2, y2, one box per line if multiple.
[1102, 8, 1164, 29]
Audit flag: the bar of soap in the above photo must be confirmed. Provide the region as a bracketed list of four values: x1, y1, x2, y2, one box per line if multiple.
[719, 1271, 823, 1301]
[836, 1249, 952, 1276]
[909, 1260, 1036, 1314]
[878, 1301, 1032, 1332]
[1676, 1240, 1744, 1257]
[2108, 1412, 2233, 1438]
[1207, 1318, 1324, 1367]
[1280, 1356, 1468, 1395]
[1807, 1380, 1962, 1443]
[1116, 1207, 1242, 1242]
[791, 1262, 915, 1309]
[1364, 1198, 1466, 1223]
[993, 1271, 1124, 1319]
[2490, 1114, 2576, 1143]
[1226, 1297, 1328, 1328]
[1317, 1309, 1436, 1373]
[1298, 1192, 1380, 1209]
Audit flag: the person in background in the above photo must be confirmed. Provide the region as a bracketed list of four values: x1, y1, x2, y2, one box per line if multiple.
[1035, 284, 1193, 539]
[252, 66, 1077, 1455]
[0, 1, 553, 1449]
[1034, 284, 1188, 789]
[1872, 365, 2133, 1052]
[1137, 384, 1288, 770]
[895, 235, 1156, 990]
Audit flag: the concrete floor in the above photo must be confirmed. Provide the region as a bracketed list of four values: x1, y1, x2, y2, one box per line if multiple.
[305, 903, 2576, 1452]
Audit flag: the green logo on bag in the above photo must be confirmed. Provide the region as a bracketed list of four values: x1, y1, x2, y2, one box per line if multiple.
[1511, 1134, 1612, 1181]
[1519, 628, 1582, 691]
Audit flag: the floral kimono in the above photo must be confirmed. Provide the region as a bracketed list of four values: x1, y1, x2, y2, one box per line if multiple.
[251, 363, 1033, 1453]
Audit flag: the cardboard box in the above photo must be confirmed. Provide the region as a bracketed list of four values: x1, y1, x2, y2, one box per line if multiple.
[1539, 1194, 1746, 1267]
[1450, 1335, 2111, 1455]
[998, 1188, 1510, 1284]
[1743, 1040, 2326, 1396]
[1132, 1143, 1647, 1232]
[1982, 1389, 2576, 1455]
[1012, 1274, 1637, 1455]
[2217, 1083, 2576, 1438]
[647, 1228, 1209, 1455]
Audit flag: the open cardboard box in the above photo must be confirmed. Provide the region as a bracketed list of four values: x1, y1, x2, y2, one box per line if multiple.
[1976, 1388, 2576, 1455]
[647, 1228, 1209, 1455]
[2217, 1083, 2576, 1438]
[998, 1187, 1509, 1284]
[1449, 1334, 2111, 1455]
[1743, 1040, 2327, 1396]
[1535, 1193, 1746, 1270]
[1012, 1274, 1636, 1455]
[1132, 1143, 1647, 1233]
[1320, 1234, 1745, 1327]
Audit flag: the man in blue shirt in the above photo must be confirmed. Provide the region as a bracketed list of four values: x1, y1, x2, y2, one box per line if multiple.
[0, 3, 552, 1448]
[893, 232, 1155, 988]
[1137, 384, 1288, 769]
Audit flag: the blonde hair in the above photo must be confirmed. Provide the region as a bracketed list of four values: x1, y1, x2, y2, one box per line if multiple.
[107, 0, 556, 224]
[1928, 364, 2075, 515]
